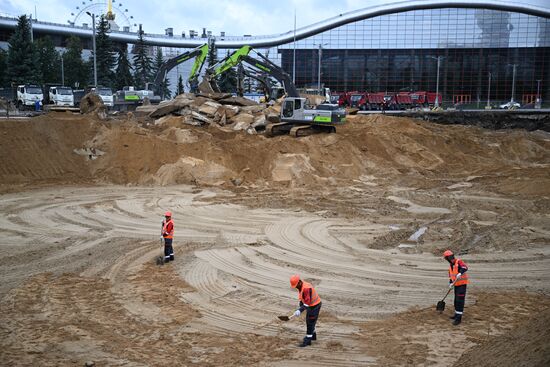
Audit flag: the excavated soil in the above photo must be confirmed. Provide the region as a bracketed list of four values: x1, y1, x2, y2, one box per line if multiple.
[0, 111, 549, 366]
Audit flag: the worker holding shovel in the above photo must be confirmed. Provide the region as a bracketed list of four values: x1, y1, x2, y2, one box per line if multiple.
[161, 211, 175, 263]
[286, 274, 322, 347]
[443, 250, 469, 325]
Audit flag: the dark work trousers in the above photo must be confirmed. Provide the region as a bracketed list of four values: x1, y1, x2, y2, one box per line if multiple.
[306, 302, 322, 336]
[454, 284, 467, 314]
[164, 238, 174, 261]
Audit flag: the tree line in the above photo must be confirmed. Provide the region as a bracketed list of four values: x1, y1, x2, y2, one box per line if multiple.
[0, 15, 171, 98]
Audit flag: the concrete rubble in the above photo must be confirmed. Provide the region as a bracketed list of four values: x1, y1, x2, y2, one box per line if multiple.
[136, 92, 281, 134]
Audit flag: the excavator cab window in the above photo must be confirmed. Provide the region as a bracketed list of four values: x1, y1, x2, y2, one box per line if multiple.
[283, 100, 294, 118]
[294, 99, 302, 110]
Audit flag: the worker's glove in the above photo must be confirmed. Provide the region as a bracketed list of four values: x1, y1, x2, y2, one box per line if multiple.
[449, 282, 454, 289]
[455, 273, 462, 280]
[293, 309, 301, 317]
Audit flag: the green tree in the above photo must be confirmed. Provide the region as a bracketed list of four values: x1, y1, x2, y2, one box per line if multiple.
[63, 36, 87, 88]
[0, 49, 8, 87]
[218, 67, 238, 93]
[159, 76, 171, 99]
[114, 44, 133, 91]
[7, 15, 41, 85]
[36, 36, 61, 84]
[152, 47, 164, 78]
[177, 74, 184, 95]
[207, 40, 218, 69]
[217, 51, 237, 93]
[133, 27, 153, 89]
[151, 48, 171, 98]
[94, 14, 116, 87]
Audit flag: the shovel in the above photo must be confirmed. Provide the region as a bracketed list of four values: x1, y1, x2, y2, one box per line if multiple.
[277, 314, 295, 322]
[436, 286, 453, 312]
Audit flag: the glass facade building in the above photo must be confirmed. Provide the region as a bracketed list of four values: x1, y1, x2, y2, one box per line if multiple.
[2, 4, 548, 105]
[271, 8, 550, 105]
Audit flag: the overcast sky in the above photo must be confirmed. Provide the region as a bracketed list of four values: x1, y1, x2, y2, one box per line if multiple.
[1, 0, 549, 36]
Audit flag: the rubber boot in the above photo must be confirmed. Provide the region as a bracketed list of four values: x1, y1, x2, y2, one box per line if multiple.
[299, 337, 312, 347]
[453, 314, 462, 325]
[312, 332, 317, 341]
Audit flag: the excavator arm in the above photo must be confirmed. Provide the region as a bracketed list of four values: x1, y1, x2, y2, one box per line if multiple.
[237, 64, 273, 100]
[202, 46, 299, 98]
[153, 44, 209, 95]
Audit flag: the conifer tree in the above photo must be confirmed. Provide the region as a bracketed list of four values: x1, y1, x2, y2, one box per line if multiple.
[177, 75, 184, 95]
[7, 15, 41, 85]
[114, 44, 133, 91]
[218, 51, 237, 93]
[63, 36, 88, 88]
[94, 14, 116, 87]
[0, 49, 8, 87]
[36, 36, 60, 84]
[133, 27, 153, 89]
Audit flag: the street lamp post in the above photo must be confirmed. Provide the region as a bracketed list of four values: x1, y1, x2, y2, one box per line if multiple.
[536, 79, 542, 109]
[506, 63, 518, 104]
[511, 64, 517, 103]
[486, 72, 491, 109]
[315, 43, 329, 93]
[86, 12, 98, 87]
[61, 54, 64, 86]
[293, 9, 296, 84]
[428, 56, 444, 108]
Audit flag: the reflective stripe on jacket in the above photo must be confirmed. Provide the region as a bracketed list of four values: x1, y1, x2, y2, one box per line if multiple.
[449, 258, 469, 286]
[162, 219, 174, 239]
[299, 281, 321, 307]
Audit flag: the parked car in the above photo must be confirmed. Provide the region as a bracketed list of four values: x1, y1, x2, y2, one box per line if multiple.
[499, 101, 521, 109]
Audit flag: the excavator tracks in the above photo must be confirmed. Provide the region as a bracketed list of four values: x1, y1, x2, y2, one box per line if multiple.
[266, 123, 337, 138]
[289, 124, 336, 137]
[265, 122, 292, 137]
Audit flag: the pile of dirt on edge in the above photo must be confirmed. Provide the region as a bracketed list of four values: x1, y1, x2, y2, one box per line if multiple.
[0, 113, 99, 192]
[1, 113, 549, 196]
[361, 291, 550, 366]
[454, 306, 550, 367]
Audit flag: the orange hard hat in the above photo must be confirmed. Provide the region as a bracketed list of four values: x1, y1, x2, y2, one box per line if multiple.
[443, 250, 454, 257]
[164, 211, 172, 217]
[290, 274, 300, 288]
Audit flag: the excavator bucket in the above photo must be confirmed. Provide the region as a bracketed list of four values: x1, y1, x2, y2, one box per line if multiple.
[198, 79, 216, 94]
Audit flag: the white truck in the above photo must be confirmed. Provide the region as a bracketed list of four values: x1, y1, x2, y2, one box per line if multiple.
[93, 87, 114, 107]
[49, 86, 74, 106]
[16, 84, 43, 109]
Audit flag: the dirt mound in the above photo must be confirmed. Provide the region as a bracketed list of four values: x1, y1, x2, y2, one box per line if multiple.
[455, 306, 550, 367]
[79, 93, 106, 116]
[1, 113, 549, 196]
[0, 114, 99, 191]
[362, 291, 550, 366]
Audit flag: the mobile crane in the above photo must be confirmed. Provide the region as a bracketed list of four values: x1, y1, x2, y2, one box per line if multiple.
[152, 44, 209, 97]
[200, 46, 346, 137]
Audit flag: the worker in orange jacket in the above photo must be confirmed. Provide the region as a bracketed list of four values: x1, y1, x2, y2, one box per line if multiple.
[289, 274, 322, 347]
[161, 211, 175, 263]
[443, 250, 469, 325]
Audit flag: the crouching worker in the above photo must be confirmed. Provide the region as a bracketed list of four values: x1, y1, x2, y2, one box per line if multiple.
[289, 274, 322, 347]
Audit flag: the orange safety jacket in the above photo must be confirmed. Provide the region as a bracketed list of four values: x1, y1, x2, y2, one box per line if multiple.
[162, 219, 174, 239]
[299, 281, 321, 307]
[449, 258, 469, 286]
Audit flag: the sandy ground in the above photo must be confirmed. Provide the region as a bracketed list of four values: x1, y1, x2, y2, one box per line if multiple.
[1, 112, 549, 365]
[0, 184, 549, 366]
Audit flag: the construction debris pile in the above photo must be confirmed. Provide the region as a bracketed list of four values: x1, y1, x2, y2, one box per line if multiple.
[135, 93, 281, 134]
